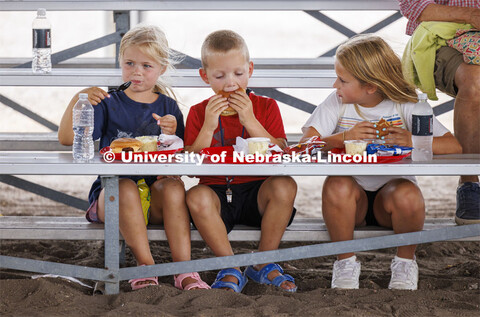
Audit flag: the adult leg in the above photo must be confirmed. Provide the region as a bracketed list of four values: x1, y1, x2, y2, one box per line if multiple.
[97, 178, 154, 266]
[186, 185, 240, 288]
[446, 61, 480, 224]
[253, 176, 297, 291]
[454, 63, 480, 184]
[373, 178, 425, 259]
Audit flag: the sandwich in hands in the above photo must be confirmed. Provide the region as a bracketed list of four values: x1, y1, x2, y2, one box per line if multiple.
[376, 118, 391, 137]
[218, 88, 246, 116]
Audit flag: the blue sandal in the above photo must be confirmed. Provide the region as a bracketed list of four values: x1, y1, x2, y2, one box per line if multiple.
[211, 268, 248, 293]
[245, 263, 297, 293]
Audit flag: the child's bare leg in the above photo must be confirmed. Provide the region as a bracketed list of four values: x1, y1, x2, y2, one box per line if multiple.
[97, 178, 155, 278]
[255, 176, 297, 291]
[149, 177, 201, 289]
[374, 179, 425, 259]
[322, 176, 368, 260]
[186, 185, 240, 287]
[150, 178, 190, 262]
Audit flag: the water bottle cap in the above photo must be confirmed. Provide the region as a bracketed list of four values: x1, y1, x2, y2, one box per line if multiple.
[37, 8, 46, 16]
[78, 93, 88, 99]
[418, 93, 428, 100]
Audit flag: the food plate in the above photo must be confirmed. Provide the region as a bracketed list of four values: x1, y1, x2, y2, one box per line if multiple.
[329, 148, 410, 164]
[200, 146, 280, 164]
[100, 146, 183, 161]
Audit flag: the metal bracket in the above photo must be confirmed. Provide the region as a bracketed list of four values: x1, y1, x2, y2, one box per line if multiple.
[0, 175, 89, 211]
[113, 11, 130, 68]
[0, 94, 58, 131]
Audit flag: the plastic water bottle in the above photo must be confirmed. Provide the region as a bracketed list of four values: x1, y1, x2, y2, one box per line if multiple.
[411, 93, 433, 161]
[32, 8, 51, 73]
[72, 93, 94, 162]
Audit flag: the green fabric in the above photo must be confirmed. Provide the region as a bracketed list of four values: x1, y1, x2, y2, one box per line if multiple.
[402, 22, 472, 100]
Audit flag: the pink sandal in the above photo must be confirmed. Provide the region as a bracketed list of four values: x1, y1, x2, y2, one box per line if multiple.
[128, 265, 159, 290]
[174, 272, 211, 290]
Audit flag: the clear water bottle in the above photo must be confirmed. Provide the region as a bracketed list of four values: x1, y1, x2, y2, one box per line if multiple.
[72, 93, 94, 162]
[32, 8, 51, 73]
[411, 93, 433, 161]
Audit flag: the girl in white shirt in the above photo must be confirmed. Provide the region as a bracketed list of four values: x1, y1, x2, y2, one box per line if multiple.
[301, 35, 462, 291]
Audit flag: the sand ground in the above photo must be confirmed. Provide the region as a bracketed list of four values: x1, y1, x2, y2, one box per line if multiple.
[1, 175, 479, 316]
[1, 239, 479, 316]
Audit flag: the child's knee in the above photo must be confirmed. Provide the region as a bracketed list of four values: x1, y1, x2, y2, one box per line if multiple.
[267, 176, 297, 199]
[390, 181, 425, 216]
[186, 186, 216, 215]
[118, 178, 140, 202]
[323, 176, 356, 201]
[151, 178, 185, 200]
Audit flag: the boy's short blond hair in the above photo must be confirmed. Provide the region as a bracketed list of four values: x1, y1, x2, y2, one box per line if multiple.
[201, 30, 250, 68]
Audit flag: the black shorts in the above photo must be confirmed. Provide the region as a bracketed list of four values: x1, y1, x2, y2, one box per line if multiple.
[364, 187, 384, 226]
[207, 180, 296, 233]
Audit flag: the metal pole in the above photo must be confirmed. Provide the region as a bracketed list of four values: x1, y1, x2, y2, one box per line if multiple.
[103, 176, 120, 294]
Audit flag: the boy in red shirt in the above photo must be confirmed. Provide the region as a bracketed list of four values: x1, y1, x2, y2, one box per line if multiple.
[184, 30, 298, 293]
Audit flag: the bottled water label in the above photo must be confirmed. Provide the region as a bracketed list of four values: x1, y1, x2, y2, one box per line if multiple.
[33, 29, 51, 48]
[412, 114, 433, 136]
[32, 9, 52, 73]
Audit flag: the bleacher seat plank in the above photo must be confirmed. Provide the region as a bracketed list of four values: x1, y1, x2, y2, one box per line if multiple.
[0, 57, 335, 70]
[0, 216, 476, 242]
[0, 0, 400, 11]
[0, 133, 72, 151]
[0, 132, 300, 151]
[0, 68, 336, 88]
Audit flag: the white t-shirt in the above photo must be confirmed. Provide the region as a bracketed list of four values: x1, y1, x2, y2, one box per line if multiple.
[302, 91, 450, 191]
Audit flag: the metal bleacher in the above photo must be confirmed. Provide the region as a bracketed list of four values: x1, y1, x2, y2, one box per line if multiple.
[2, 1, 479, 296]
[0, 0, 455, 210]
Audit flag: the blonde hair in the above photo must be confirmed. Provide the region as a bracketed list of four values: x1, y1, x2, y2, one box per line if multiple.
[201, 30, 250, 68]
[336, 35, 418, 104]
[119, 24, 182, 100]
